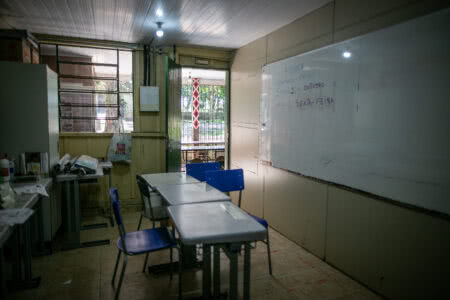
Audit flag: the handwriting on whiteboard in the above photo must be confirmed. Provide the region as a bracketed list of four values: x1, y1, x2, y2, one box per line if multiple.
[304, 82, 325, 90]
[296, 96, 335, 110]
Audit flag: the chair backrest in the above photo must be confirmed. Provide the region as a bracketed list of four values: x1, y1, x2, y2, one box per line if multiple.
[186, 162, 221, 181]
[110, 188, 128, 251]
[136, 174, 157, 227]
[205, 169, 245, 207]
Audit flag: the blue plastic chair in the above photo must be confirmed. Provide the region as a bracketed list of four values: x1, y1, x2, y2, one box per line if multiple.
[186, 161, 221, 181]
[205, 169, 273, 275]
[110, 188, 178, 300]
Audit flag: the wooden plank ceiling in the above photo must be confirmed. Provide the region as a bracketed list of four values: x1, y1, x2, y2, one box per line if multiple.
[0, 0, 330, 48]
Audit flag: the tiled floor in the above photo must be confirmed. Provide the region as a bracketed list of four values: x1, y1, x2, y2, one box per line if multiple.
[9, 212, 381, 300]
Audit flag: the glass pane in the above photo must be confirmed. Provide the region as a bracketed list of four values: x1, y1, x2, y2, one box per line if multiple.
[59, 63, 117, 78]
[61, 119, 96, 132]
[40, 44, 57, 72]
[60, 105, 119, 119]
[60, 92, 118, 106]
[119, 93, 133, 132]
[60, 77, 117, 91]
[119, 51, 133, 92]
[58, 45, 117, 64]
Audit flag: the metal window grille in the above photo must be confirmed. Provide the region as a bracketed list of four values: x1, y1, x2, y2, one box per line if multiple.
[40, 44, 133, 132]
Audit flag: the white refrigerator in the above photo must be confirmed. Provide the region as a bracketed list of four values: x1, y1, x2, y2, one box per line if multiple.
[0, 61, 61, 242]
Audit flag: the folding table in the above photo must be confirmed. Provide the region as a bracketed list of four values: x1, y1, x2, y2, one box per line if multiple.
[168, 201, 266, 300]
[0, 193, 42, 293]
[56, 164, 111, 249]
[139, 172, 201, 272]
[141, 172, 199, 190]
[155, 182, 230, 206]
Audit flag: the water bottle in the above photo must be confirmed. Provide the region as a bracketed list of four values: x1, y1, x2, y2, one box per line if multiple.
[0, 154, 10, 183]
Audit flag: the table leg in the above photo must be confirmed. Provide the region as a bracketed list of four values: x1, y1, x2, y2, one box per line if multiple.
[108, 169, 114, 227]
[12, 220, 40, 290]
[213, 245, 221, 299]
[62, 180, 109, 250]
[74, 180, 80, 234]
[229, 245, 238, 300]
[203, 244, 211, 300]
[65, 181, 72, 233]
[243, 243, 251, 300]
[12, 227, 21, 282]
[0, 247, 6, 299]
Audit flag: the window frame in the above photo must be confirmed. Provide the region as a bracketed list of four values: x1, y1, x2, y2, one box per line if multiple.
[40, 43, 134, 133]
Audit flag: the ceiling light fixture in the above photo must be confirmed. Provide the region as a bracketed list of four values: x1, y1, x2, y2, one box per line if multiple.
[342, 51, 352, 58]
[156, 22, 164, 38]
[156, 8, 163, 17]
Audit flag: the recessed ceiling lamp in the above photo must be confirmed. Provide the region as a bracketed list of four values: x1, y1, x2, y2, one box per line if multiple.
[342, 51, 352, 58]
[156, 8, 163, 17]
[156, 22, 164, 38]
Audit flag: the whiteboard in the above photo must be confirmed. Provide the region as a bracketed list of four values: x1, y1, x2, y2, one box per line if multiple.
[260, 10, 450, 215]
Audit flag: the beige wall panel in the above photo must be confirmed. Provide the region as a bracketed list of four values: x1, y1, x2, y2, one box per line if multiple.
[334, 0, 450, 42]
[232, 38, 266, 66]
[266, 3, 333, 60]
[139, 55, 166, 133]
[335, 0, 416, 30]
[325, 186, 376, 286]
[263, 165, 327, 258]
[61, 137, 88, 156]
[230, 125, 258, 174]
[230, 61, 263, 125]
[86, 137, 110, 159]
[326, 186, 450, 299]
[230, 165, 263, 218]
[133, 50, 144, 132]
[176, 46, 232, 61]
[266, 34, 333, 65]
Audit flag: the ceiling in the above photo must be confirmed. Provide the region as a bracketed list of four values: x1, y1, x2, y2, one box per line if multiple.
[0, 0, 330, 49]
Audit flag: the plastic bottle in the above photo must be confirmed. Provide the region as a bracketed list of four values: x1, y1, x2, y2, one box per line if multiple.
[0, 154, 10, 183]
[9, 157, 15, 180]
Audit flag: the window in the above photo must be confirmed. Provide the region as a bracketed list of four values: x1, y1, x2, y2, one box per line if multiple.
[40, 44, 133, 132]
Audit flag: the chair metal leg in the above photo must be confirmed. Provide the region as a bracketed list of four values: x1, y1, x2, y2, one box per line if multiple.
[266, 231, 273, 275]
[115, 254, 127, 300]
[178, 247, 183, 300]
[170, 247, 173, 280]
[137, 214, 143, 230]
[112, 250, 122, 284]
[142, 253, 149, 273]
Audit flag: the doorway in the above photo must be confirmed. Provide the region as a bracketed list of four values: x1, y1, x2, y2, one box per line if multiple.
[180, 68, 228, 170]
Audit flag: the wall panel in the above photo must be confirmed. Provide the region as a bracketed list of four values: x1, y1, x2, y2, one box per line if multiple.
[230, 0, 450, 298]
[263, 165, 327, 259]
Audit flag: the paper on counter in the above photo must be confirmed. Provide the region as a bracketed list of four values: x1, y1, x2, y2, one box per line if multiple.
[14, 184, 48, 197]
[0, 208, 34, 225]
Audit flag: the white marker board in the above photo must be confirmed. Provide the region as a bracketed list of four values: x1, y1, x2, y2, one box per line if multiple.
[260, 10, 450, 215]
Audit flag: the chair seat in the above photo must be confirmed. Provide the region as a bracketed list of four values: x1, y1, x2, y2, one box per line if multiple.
[117, 227, 175, 255]
[249, 213, 268, 228]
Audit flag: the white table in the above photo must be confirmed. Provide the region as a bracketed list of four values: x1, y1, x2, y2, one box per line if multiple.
[0, 192, 43, 293]
[141, 172, 199, 189]
[139, 172, 200, 273]
[0, 223, 11, 298]
[156, 182, 230, 206]
[168, 202, 266, 300]
[56, 164, 110, 249]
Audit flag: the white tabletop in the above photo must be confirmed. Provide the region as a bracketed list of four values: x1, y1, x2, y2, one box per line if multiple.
[141, 172, 199, 189]
[168, 202, 266, 245]
[157, 182, 230, 206]
[55, 165, 104, 182]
